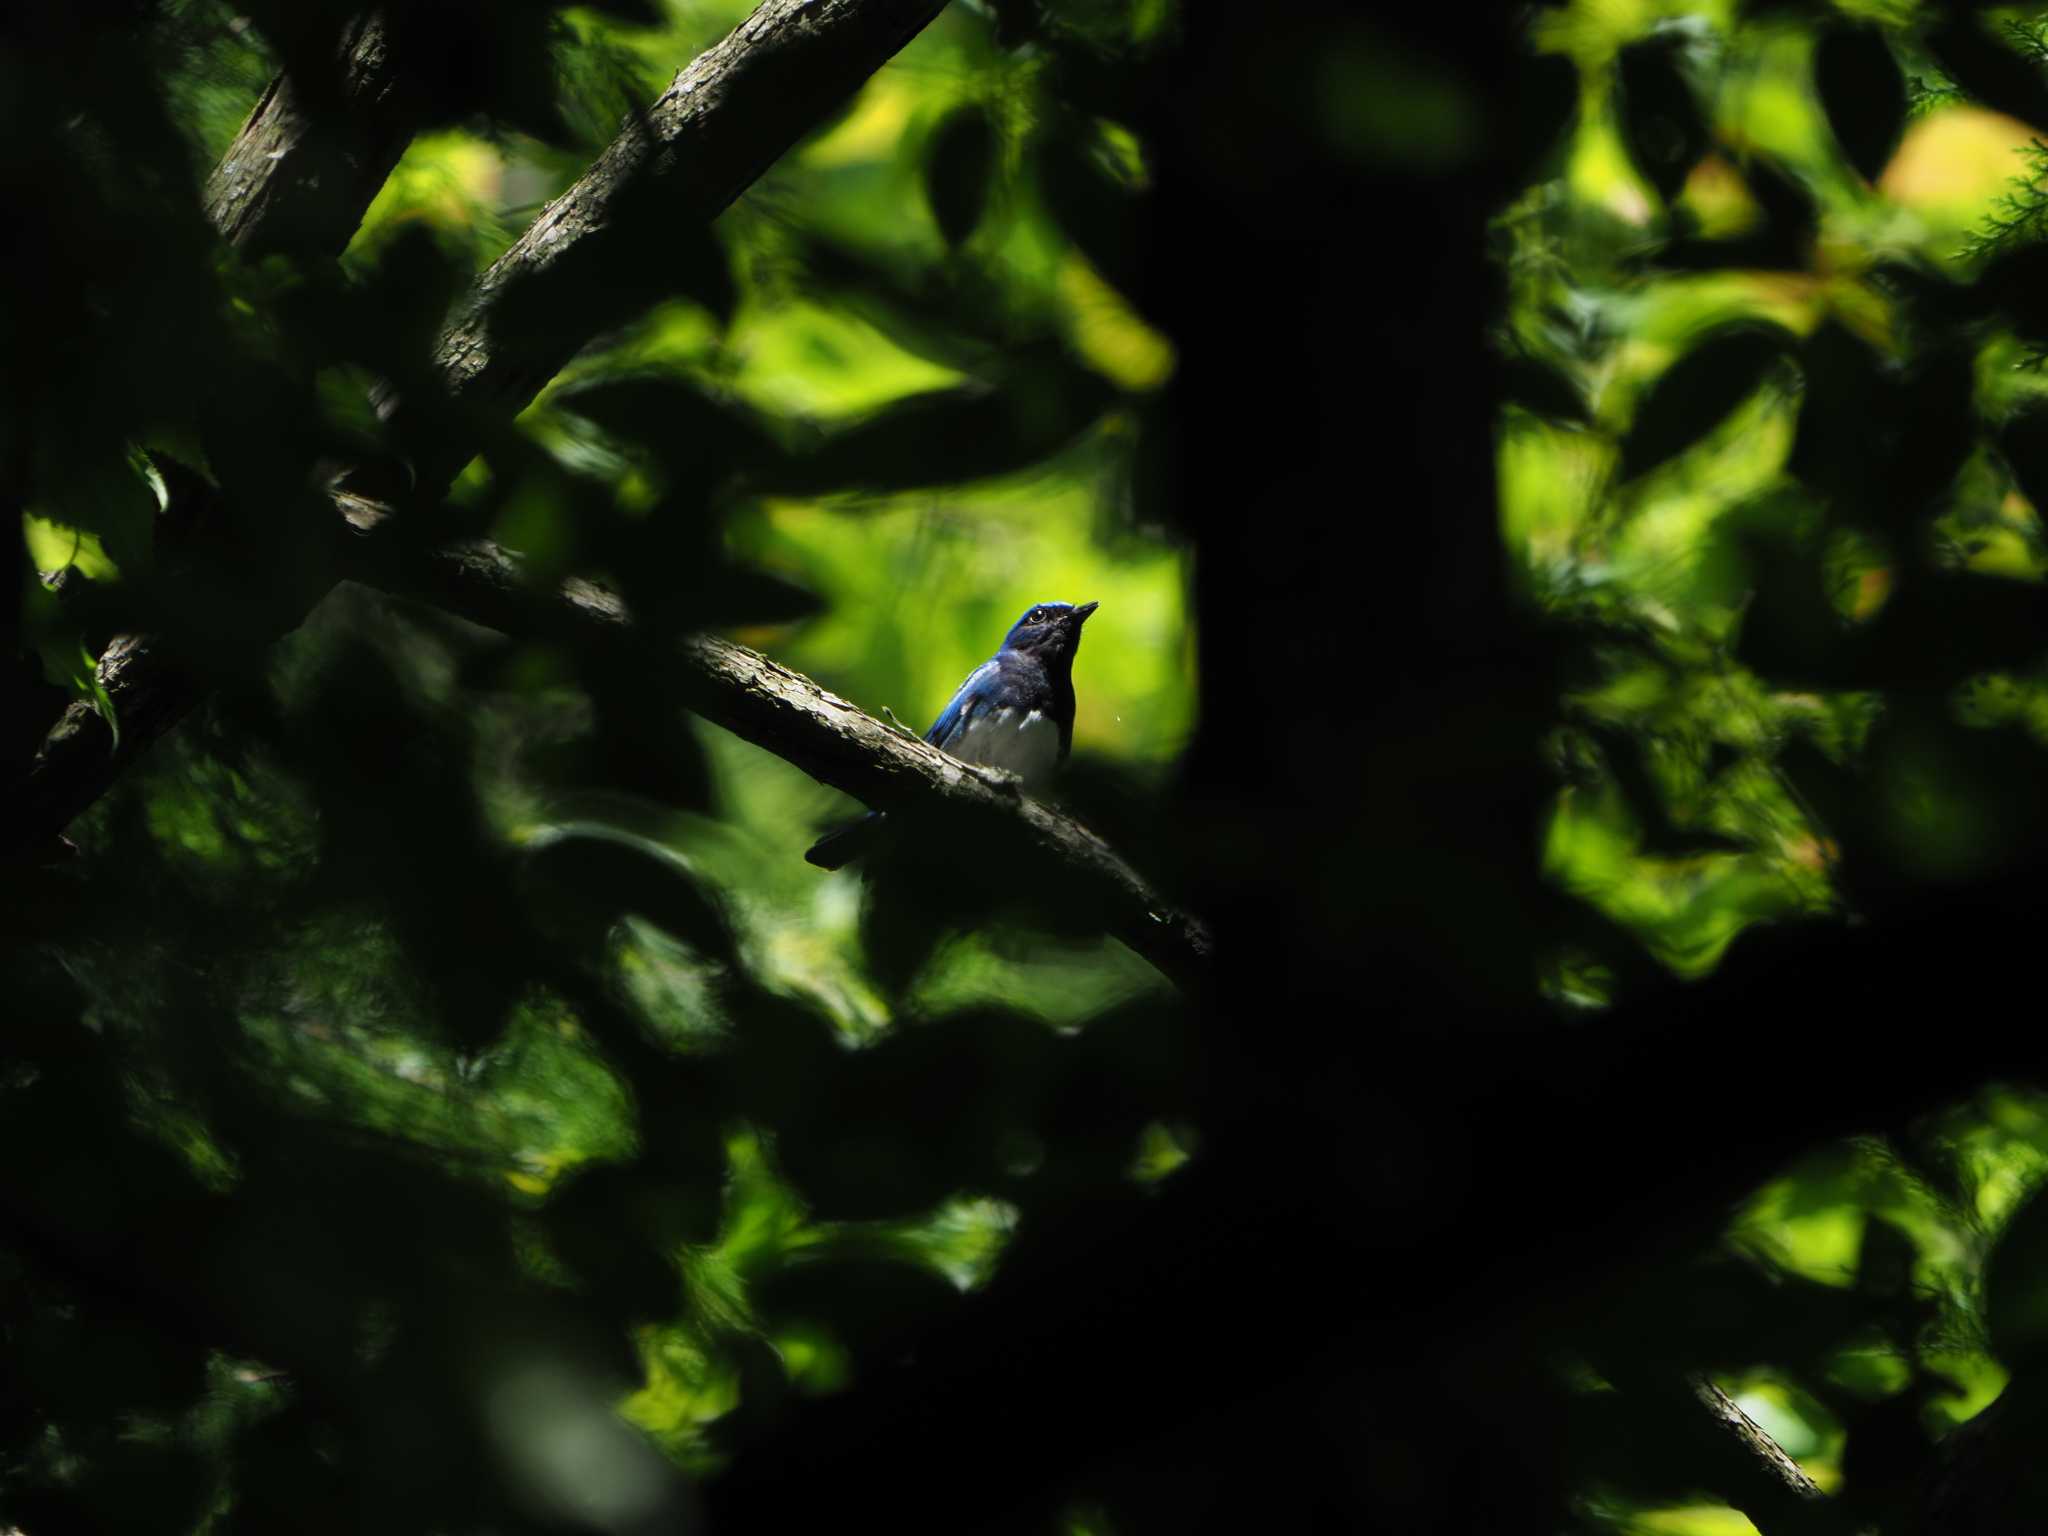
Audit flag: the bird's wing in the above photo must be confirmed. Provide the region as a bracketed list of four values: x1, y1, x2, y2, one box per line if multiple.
[925, 660, 998, 752]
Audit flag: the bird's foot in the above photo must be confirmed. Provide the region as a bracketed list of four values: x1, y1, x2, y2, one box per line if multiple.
[879, 705, 926, 744]
[970, 764, 1026, 796]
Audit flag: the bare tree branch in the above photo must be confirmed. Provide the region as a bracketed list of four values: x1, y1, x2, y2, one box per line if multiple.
[6, 12, 413, 856]
[396, 532, 1215, 992]
[683, 633, 1216, 991]
[1687, 1375, 1851, 1536]
[9, 635, 204, 861]
[415, 0, 950, 477]
[1690, 1377, 1827, 1503]
[202, 13, 415, 258]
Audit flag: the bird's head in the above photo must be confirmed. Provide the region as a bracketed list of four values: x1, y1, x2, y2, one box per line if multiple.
[1000, 600, 1098, 661]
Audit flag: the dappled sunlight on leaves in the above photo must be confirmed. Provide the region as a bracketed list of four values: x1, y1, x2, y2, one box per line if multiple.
[1499, 17, 2048, 1519]
[1499, 0, 2048, 989]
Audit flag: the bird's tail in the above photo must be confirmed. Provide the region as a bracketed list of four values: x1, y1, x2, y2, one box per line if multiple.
[805, 811, 885, 870]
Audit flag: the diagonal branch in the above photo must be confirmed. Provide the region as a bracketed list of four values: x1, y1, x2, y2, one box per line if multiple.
[1686, 1375, 1849, 1536]
[14, 0, 1210, 980]
[395, 533, 1215, 992]
[7, 10, 412, 857]
[412, 0, 952, 481]
[8, 634, 205, 862]
[687, 635, 1216, 991]
[203, 12, 417, 258]
[6, 0, 951, 860]
[23, 0, 1208, 998]
[17, 489, 1212, 987]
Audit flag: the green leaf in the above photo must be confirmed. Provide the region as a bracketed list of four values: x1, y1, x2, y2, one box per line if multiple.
[1622, 325, 1793, 482]
[1615, 34, 1709, 203]
[924, 103, 999, 248]
[1815, 24, 1906, 184]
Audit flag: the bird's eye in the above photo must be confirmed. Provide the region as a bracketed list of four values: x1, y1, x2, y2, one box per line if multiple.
[1028, 608, 1045, 623]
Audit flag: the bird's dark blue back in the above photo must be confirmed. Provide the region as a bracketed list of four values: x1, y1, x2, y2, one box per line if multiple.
[805, 599, 1098, 870]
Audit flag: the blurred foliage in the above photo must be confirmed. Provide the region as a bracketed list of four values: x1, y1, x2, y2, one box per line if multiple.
[1500, 0, 2048, 1530]
[1501, 0, 2048, 988]
[3, 0, 1193, 1529]
[20, 0, 2048, 1528]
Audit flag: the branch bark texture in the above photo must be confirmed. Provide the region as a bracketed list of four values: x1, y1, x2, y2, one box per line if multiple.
[676, 632, 1214, 991]
[8, 0, 950, 858]
[1688, 1376, 1847, 1536]
[201, 14, 415, 258]
[9, 635, 204, 859]
[428, 0, 951, 430]
[7, 14, 413, 857]
[394, 533, 1214, 992]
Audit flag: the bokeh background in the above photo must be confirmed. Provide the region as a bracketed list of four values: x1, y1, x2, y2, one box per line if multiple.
[6, 0, 1203, 1529]
[1501, 2, 2048, 1527]
[17, 0, 2048, 1531]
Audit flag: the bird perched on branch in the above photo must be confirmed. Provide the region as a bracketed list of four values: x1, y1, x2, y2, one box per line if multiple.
[805, 600, 1099, 870]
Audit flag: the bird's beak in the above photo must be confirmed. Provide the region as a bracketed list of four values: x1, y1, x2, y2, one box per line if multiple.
[1074, 601, 1099, 623]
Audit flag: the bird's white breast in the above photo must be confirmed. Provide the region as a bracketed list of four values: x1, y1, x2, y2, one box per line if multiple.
[952, 706, 1060, 790]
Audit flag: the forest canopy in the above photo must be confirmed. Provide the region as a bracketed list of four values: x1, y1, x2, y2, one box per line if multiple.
[9, 0, 2048, 1532]
[1499, 2, 2048, 1531]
